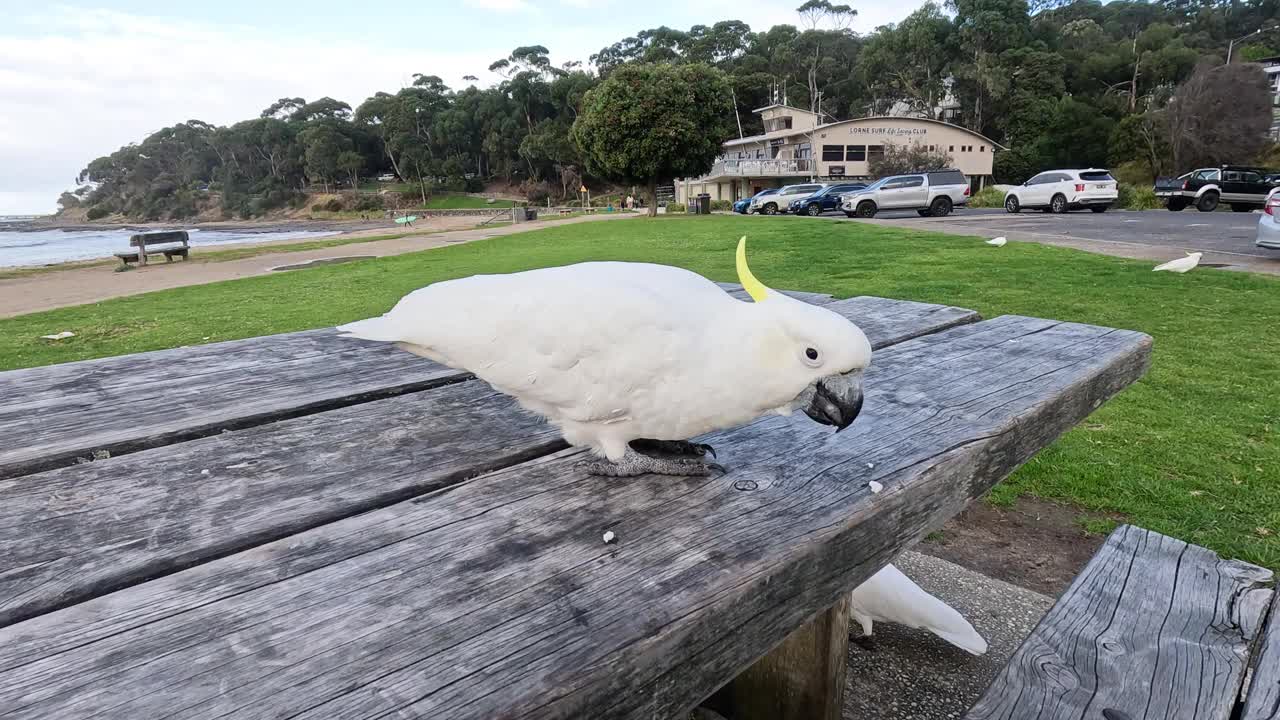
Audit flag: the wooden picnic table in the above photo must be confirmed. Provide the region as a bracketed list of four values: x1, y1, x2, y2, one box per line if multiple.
[0, 285, 1152, 720]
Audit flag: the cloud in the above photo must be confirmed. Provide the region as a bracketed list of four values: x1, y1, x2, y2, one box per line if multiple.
[465, 0, 534, 9]
[0, 6, 505, 214]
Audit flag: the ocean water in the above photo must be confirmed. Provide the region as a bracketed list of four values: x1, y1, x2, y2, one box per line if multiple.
[0, 223, 341, 267]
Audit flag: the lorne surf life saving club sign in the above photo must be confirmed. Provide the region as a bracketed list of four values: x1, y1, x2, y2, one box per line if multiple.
[846, 127, 929, 136]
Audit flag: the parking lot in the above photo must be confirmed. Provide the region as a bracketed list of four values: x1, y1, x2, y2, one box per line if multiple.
[815, 207, 1279, 273]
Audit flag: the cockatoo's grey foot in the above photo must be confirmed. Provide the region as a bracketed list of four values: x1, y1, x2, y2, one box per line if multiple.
[851, 635, 879, 652]
[580, 448, 725, 477]
[629, 438, 717, 460]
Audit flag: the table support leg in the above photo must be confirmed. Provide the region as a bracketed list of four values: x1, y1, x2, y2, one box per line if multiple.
[710, 594, 851, 720]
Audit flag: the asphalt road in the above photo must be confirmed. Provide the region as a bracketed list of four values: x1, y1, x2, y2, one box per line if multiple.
[849, 207, 1278, 264]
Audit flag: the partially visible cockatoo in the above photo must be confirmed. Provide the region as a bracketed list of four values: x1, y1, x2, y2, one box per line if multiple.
[337, 237, 872, 476]
[986, 236, 1007, 247]
[1153, 252, 1201, 273]
[850, 563, 988, 655]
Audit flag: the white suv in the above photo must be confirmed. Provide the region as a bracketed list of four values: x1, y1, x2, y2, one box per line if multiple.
[1003, 169, 1118, 214]
[751, 183, 826, 215]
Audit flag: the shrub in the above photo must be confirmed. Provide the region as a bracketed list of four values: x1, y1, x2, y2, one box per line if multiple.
[324, 198, 344, 212]
[86, 206, 110, 220]
[354, 195, 384, 211]
[464, 177, 486, 193]
[311, 203, 326, 212]
[968, 186, 1006, 209]
[521, 179, 551, 204]
[1118, 183, 1161, 210]
[665, 202, 687, 213]
[710, 199, 734, 211]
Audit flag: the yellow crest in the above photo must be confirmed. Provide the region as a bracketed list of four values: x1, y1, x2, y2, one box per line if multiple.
[736, 236, 769, 302]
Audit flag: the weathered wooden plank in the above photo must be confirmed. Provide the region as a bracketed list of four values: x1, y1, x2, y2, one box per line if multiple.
[966, 524, 1274, 720]
[709, 596, 852, 720]
[0, 315, 1150, 720]
[1241, 593, 1280, 720]
[0, 329, 466, 480]
[0, 382, 564, 629]
[716, 282, 980, 349]
[0, 294, 975, 629]
[717, 282, 836, 306]
[0, 291, 973, 481]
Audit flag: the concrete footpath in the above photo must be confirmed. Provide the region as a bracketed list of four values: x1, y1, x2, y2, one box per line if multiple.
[842, 551, 1053, 719]
[0, 213, 635, 319]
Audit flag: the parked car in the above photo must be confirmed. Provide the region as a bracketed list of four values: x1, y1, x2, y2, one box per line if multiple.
[1257, 188, 1280, 250]
[841, 170, 969, 218]
[735, 188, 778, 214]
[788, 183, 869, 216]
[1154, 165, 1279, 212]
[751, 183, 826, 215]
[1003, 169, 1118, 214]
[376, 173, 398, 182]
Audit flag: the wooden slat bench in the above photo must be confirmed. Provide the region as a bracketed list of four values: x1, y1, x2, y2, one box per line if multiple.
[966, 524, 1277, 720]
[114, 230, 190, 267]
[0, 286, 1151, 719]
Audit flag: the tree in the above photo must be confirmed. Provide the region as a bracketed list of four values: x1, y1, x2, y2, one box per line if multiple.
[337, 151, 364, 191]
[299, 124, 352, 191]
[867, 142, 955, 175]
[1165, 62, 1273, 171]
[573, 63, 734, 216]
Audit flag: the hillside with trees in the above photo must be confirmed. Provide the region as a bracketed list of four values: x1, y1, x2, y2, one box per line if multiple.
[63, 0, 1279, 221]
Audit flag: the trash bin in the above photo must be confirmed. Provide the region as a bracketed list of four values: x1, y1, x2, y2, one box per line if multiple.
[525, 208, 537, 221]
[696, 193, 711, 215]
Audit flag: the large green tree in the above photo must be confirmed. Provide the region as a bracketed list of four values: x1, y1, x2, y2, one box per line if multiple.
[573, 63, 734, 216]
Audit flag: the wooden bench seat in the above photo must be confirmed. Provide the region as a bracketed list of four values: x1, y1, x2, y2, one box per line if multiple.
[115, 230, 190, 267]
[966, 524, 1276, 720]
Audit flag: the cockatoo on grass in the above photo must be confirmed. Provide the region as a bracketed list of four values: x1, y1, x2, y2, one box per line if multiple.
[337, 237, 872, 477]
[1153, 252, 1201, 273]
[850, 563, 988, 655]
[986, 236, 1007, 247]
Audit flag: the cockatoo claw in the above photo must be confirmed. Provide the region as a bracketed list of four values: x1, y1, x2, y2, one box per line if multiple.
[580, 448, 724, 478]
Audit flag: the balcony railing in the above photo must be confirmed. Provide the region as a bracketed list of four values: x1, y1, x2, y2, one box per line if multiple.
[702, 158, 813, 178]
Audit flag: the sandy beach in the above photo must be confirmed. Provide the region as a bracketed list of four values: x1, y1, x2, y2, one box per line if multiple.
[0, 213, 634, 318]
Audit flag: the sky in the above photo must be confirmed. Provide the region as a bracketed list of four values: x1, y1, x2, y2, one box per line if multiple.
[0, 0, 930, 215]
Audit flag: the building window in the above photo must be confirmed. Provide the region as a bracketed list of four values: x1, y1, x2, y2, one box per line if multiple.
[867, 145, 886, 163]
[822, 144, 844, 161]
[845, 145, 866, 162]
[979, 145, 985, 152]
[949, 145, 955, 152]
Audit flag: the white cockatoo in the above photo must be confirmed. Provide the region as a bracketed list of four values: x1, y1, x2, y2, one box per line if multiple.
[850, 563, 988, 655]
[337, 237, 872, 476]
[1153, 252, 1201, 273]
[986, 236, 1007, 247]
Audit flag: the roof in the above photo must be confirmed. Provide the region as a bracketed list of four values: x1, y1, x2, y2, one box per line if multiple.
[815, 115, 1008, 150]
[721, 116, 1008, 151]
[750, 103, 820, 115]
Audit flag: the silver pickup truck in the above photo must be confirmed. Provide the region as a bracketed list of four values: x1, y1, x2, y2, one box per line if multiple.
[841, 170, 970, 218]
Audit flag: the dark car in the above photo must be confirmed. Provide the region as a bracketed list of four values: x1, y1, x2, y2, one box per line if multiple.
[1155, 165, 1280, 212]
[734, 188, 778, 214]
[788, 183, 869, 216]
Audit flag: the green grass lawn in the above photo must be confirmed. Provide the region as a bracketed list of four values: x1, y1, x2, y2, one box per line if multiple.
[2, 215, 1277, 569]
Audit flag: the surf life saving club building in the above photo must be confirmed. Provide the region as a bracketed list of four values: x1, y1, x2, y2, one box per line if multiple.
[674, 103, 1003, 204]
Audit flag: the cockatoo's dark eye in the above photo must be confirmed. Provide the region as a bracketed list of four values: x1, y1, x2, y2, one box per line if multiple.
[805, 348, 819, 361]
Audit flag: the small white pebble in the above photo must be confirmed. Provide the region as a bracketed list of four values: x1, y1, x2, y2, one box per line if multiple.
[202, 336, 211, 340]
[200, 469, 211, 476]
[865, 462, 875, 469]
[868, 481, 884, 494]
[602, 531, 616, 544]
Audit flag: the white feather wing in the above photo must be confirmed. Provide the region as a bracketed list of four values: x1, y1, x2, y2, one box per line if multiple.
[339, 262, 731, 424]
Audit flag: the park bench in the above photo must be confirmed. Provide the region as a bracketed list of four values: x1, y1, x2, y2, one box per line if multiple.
[114, 229, 190, 267]
[0, 284, 1154, 719]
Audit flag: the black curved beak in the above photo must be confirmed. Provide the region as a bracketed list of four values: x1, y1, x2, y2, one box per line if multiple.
[803, 372, 865, 432]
